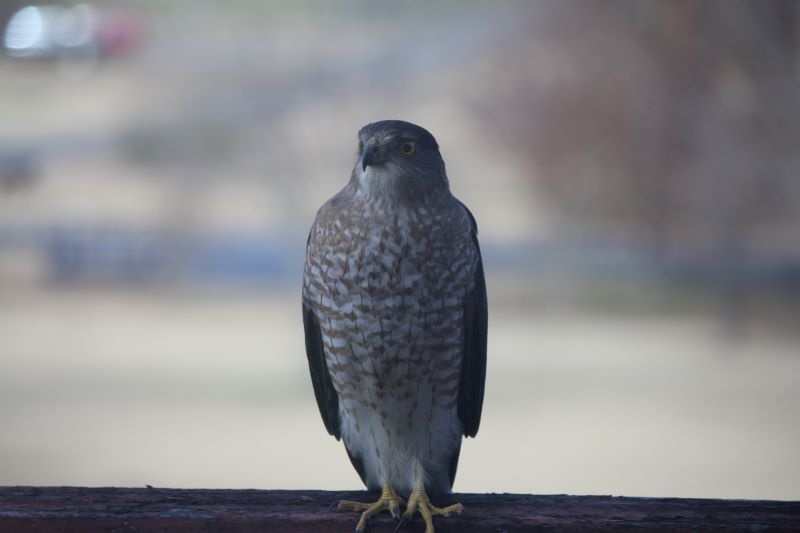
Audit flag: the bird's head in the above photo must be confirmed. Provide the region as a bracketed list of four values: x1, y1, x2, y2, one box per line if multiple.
[350, 120, 449, 204]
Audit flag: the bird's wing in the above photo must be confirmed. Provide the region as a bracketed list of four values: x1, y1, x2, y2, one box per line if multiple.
[302, 300, 341, 439]
[303, 222, 368, 486]
[457, 203, 488, 439]
[304, 286, 369, 484]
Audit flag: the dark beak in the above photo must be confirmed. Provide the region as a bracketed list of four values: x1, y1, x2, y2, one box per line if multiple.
[362, 144, 379, 171]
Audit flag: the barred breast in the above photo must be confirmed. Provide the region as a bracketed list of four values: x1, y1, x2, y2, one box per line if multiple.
[303, 192, 479, 494]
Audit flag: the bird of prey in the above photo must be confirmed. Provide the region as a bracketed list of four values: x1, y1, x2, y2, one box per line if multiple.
[303, 120, 487, 533]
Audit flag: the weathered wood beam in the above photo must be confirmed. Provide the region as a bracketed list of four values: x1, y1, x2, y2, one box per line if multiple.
[1, 487, 799, 532]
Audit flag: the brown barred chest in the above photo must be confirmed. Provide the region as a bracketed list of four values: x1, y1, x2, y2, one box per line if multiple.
[305, 204, 474, 306]
[303, 204, 475, 403]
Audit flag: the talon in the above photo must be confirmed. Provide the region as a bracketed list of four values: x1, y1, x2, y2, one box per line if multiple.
[434, 502, 463, 517]
[338, 486, 404, 532]
[389, 500, 402, 521]
[401, 486, 462, 533]
[338, 500, 369, 511]
[393, 514, 410, 533]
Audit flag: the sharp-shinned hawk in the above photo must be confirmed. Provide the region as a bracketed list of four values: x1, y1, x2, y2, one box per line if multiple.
[302, 120, 487, 533]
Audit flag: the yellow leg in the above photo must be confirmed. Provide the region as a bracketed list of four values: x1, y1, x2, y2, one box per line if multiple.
[398, 486, 463, 533]
[338, 485, 404, 532]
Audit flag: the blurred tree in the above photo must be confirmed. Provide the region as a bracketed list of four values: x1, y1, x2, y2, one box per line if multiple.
[481, 0, 800, 329]
[507, 1, 798, 244]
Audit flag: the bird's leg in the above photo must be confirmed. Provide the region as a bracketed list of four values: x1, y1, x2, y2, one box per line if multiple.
[338, 484, 404, 532]
[395, 485, 463, 533]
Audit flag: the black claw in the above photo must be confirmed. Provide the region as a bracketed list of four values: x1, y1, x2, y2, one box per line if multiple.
[329, 500, 339, 510]
[355, 528, 364, 533]
[394, 515, 410, 533]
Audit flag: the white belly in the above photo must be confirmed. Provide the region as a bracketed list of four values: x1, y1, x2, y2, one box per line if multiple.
[340, 386, 462, 495]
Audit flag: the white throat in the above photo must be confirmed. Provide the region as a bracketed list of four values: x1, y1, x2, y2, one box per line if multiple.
[357, 162, 405, 199]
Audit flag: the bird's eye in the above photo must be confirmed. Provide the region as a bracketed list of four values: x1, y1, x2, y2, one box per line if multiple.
[400, 141, 416, 156]
[358, 140, 364, 152]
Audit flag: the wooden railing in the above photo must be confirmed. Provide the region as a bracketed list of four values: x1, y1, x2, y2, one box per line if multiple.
[1, 486, 799, 531]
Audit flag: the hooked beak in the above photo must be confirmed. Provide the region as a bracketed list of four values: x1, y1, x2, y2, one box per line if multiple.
[361, 143, 381, 171]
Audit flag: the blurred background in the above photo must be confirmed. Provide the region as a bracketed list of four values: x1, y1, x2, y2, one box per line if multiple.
[1, 0, 799, 501]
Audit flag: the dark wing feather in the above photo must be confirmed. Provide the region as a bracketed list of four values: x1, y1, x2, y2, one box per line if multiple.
[346, 446, 368, 487]
[457, 203, 488, 438]
[447, 439, 462, 489]
[304, 226, 367, 486]
[302, 300, 341, 440]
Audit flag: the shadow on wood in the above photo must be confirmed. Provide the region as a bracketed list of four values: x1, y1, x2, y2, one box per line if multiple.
[1, 487, 799, 532]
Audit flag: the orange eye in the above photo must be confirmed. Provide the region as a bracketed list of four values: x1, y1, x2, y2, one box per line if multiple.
[400, 141, 416, 156]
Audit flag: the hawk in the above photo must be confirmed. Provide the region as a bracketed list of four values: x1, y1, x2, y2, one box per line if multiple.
[302, 120, 487, 533]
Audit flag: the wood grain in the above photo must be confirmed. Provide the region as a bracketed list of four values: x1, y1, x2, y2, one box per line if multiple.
[1, 487, 799, 532]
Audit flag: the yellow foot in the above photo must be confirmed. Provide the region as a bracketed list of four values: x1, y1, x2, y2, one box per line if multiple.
[338, 485, 404, 533]
[397, 487, 463, 533]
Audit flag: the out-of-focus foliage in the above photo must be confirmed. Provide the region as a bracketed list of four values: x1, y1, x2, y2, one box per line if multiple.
[490, 1, 800, 257]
